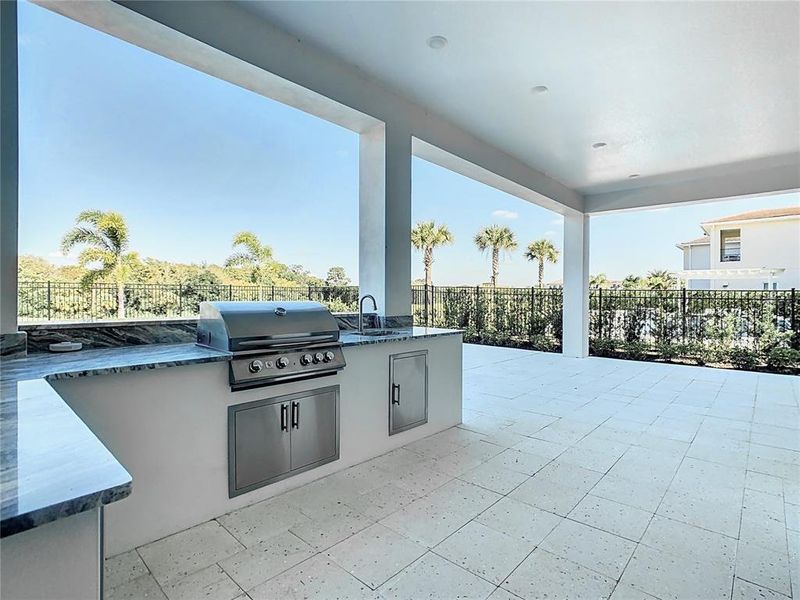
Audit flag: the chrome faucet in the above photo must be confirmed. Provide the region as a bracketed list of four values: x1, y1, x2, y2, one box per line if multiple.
[358, 294, 377, 334]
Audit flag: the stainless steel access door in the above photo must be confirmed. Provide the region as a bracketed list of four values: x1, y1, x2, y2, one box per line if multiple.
[230, 401, 290, 495]
[290, 387, 339, 471]
[389, 350, 428, 435]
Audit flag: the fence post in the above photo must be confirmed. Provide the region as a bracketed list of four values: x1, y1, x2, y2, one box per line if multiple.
[432, 285, 437, 327]
[47, 281, 52, 320]
[597, 287, 602, 339]
[792, 288, 798, 350]
[424, 284, 429, 327]
[178, 283, 183, 316]
[530, 287, 535, 339]
[475, 286, 482, 331]
[271, 285, 275, 301]
[681, 287, 687, 342]
[229, 285, 233, 301]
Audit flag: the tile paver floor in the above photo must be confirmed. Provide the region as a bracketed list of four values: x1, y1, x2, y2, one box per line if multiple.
[106, 344, 800, 600]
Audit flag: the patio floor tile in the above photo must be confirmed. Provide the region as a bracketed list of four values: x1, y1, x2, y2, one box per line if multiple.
[434, 521, 535, 585]
[378, 552, 496, 600]
[247, 555, 375, 600]
[539, 518, 636, 580]
[326, 523, 426, 589]
[568, 494, 653, 542]
[501, 548, 615, 600]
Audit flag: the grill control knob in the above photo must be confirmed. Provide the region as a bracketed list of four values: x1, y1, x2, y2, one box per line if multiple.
[300, 353, 313, 366]
[314, 352, 324, 364]
[248, 359, 264, 373]
[276, 356, 290, 369]
[323, 351, 335, 363]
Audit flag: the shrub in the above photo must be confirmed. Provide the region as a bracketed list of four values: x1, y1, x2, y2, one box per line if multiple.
[621, 340, 649, 361]
[590, 338, 616, 357]
[655, 341, 681, 361]
[766, 347, 800, 371]
[727, 347, 760, 371]
[529, 334, 559, 353]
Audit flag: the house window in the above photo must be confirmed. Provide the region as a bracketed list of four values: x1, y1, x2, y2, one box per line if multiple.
[720, 229, 741, 262]
[763, 283, 769, 290]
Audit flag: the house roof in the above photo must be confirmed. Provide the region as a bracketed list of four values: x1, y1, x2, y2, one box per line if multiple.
[676, 235, 711, 247]
[702, 206, 800, 225]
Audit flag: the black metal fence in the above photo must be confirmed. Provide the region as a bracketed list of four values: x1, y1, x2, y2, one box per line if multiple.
[16, 281, 799, 369]
[412, 285, 564, 351]
[591, 287, 798, 350]
[17, 281, 360, 321]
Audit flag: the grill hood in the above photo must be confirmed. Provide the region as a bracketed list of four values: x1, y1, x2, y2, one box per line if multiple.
[197, 301, 340, 353]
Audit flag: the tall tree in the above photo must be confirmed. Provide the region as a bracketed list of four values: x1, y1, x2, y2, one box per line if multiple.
[622, 274, 642, 289]
[411, 221, 454, 287]
[61, 210, 138, 319]
[524, 239, 560, 287]
[474, 225, 517, 287]
[645, 269, 678, 290]
[224, 231, 274, 284]
[590, 273, 609, 288]
[325, 266, 351, 286]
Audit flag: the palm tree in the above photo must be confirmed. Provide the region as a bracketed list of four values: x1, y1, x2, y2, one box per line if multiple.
[645, 269, 678, 290]
[474, 225, 517, 286]
[524, 239, 560, 287]
[61, 210, 138, 319]
[411, 221, 454, 287]
[224, 232, 274, 284]
[590, 273, 609, 288]
[622, 274, 642, 289]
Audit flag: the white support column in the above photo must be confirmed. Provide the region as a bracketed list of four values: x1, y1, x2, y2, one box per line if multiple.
[1, 0, 19, 334]
[358, 123, 412, 317]
[562, 211, 590, 358]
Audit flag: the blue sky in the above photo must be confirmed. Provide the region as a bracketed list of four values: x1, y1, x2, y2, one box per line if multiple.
[18, 2, 799, 287]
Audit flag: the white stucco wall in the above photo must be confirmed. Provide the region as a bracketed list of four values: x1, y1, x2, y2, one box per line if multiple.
[706, 217, 800, 289]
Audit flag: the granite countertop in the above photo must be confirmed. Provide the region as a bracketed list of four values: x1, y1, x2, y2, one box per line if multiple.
[0, 328, 462, 537]
[340, 326, 463, 347]
[0, 379, 132, 537]
[0, 343, 232, 385]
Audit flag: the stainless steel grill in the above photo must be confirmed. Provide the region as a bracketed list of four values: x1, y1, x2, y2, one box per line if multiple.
[197, 301, 346, 390]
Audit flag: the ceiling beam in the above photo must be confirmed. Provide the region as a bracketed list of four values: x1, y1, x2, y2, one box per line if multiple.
[584, 153, 800, 214]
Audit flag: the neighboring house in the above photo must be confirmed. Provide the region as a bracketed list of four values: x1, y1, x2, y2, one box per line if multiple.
[676, 207, 800, 290]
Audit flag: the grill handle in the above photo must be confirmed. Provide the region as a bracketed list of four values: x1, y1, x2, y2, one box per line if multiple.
[237, 335, 336, 349]
[291, 401, 300, 429]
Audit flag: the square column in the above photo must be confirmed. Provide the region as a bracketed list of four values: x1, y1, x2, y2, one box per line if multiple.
[1, 0, 19, 333]
[358, 123, 412, 317]
[562, 211, 590, 357]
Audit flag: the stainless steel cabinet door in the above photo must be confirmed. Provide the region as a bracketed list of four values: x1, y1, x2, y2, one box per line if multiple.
[390, 351, 428, 435]
[290, 387, 339, 471]
[231, 401, 290, 494]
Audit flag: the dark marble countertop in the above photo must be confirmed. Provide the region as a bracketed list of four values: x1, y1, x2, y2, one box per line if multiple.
[1, 379, 132, 537]
[0, 343, 232, 385]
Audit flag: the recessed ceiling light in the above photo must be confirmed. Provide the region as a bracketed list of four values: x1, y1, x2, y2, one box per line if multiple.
[427, 35, 448, 50]
[531, 85, 549, 94]
[628, 173, 640, 178]
[592, 142, 607, 149]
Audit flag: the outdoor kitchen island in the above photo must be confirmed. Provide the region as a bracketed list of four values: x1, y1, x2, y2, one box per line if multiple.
[1, 321, 463, 591]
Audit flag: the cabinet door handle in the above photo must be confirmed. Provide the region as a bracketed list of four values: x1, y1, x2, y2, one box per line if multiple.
[291, 401, 300, 429]
[391, 383, 401, 405]
[280, 404, 288, 432]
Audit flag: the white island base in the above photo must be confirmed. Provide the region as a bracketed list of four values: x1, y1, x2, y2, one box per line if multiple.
[53, 333, 462, 555]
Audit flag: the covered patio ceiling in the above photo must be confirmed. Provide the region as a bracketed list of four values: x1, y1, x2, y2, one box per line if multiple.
[238, 0, 800, 210]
